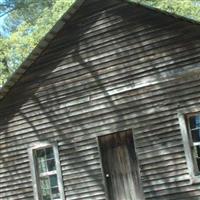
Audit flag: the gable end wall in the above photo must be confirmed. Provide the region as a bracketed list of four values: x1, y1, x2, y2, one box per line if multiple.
[1, 0, 200, 199]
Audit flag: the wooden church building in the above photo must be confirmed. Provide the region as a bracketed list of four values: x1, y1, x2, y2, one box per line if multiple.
[1, 0, 200, 199]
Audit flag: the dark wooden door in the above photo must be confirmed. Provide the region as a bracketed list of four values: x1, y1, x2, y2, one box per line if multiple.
[99, 130, 144, 200]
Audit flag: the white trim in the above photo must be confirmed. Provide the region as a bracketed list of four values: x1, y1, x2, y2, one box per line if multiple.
[40, 170, 57, 177]
[96, 136, 109, 200]
[193, 142, 200, 146]
[28, 142, 65, 200]
[28, 148, 39, 200]
[178, 113, 195, 176]
[178, 109, 200, 183]
[131, 128, 145, 200]
[53, 144, 65, 200]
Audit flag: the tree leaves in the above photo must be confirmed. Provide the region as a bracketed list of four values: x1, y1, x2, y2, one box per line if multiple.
[0, 0, 75, 85]
[132, 0, 200, 21]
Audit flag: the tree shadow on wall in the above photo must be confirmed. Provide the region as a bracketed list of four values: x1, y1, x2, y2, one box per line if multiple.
[1, 1, 200, 200]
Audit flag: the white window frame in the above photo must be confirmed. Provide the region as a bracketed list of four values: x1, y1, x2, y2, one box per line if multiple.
[28, 142, 65, 200]
[178, 107, 200, 183]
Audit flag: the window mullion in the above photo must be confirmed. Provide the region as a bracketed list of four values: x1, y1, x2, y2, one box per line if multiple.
[193, 142, 200, 146]
[40, 171, 57, 177]
[188, 114, 200, 175]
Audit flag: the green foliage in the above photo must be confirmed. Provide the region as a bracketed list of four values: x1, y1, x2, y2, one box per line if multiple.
[0, 0, 200, 85]
[0, 0, 54, 32]
[132, 0, 200, 20]
[0, 36, 10, 84]
[0, 0, 75, 85]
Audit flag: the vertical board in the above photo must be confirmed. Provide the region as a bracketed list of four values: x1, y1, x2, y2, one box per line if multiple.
[99, 130, 144, 200]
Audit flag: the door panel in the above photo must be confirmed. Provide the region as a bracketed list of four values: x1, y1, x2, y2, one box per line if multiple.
[99, 130, 144, 200]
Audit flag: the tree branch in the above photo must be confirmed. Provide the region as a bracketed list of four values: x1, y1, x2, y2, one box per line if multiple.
[0, 7, 16, 17]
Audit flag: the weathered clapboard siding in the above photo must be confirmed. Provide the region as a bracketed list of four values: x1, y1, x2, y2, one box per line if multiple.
[1, 0, 200, 199]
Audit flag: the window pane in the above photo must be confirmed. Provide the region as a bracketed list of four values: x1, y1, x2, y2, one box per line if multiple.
[42, 189, 51, 200]
[197, 158, 200, 172]
[50, 175, 60, 199]
[40, 177, 51, 190]
[189, 115, 200, 129]
[50, 175, 58, 188]
[51, 187, 60, 199]
[36, 149, 48, 173]
[33, 145, 63, 200]
[38, 161, 48, 173]
[36, 149, 46, 162]
[37, 149, 45, 157]
[194, 146, 200, 158]
[191, 129, 200, 142]
[46, 147, 54, 159]
[47, 159, 56, 171]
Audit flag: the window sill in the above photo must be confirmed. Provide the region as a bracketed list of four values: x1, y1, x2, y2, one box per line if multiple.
[190, 175, 200, 184]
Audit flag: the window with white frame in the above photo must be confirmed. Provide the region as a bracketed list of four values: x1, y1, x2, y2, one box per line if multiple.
[28, 143, 64, 200]
[187, 114, 200, 174]
[178, 110, 200, 181]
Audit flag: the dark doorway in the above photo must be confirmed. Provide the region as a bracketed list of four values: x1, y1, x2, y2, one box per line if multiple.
[98, 130, 144, 200]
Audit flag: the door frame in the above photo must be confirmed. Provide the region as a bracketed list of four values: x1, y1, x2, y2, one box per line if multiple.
[96, 129, 144, 200]
[97, 134, 110, 200]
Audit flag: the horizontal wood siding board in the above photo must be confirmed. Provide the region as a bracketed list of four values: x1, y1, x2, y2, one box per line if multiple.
[15, 31, 199, 90]
[72, 0, 121, 20]
[2, 1, 200, 200]
[3, 63, 200, 111]
[0, 102, 182, 141]
[0, 69, 199, 119]
[3, 57, 200, 113]
[1, 84, 200, 139]
[18, 23, 198, 84]
[41, 10, 175, 56]
[5, 52, 198, 104]
[0, 107, 195, 149]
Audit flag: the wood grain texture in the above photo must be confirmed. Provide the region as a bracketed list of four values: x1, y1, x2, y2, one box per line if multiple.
[1, 0, 200, 199]
[99, 130, 144, 200]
